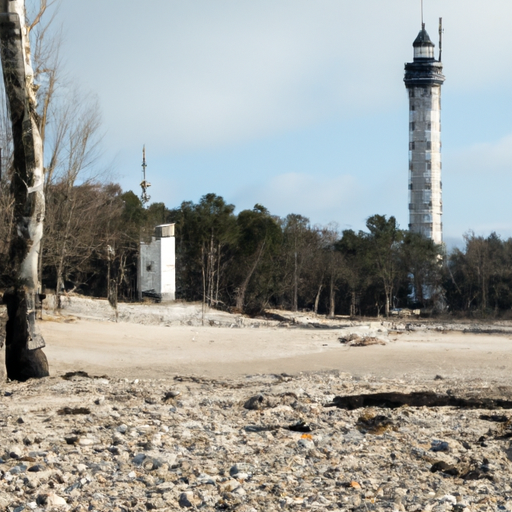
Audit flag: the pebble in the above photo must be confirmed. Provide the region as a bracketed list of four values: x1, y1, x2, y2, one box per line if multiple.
[8, 445, 23, 459]
[77, 437, 97, 446]
[1, 372, 512, 510]
[75, 463, 87, 473]
[178, 491, 200, 508]
[9, 464, 27, 474]
[116, 424, 128, 434]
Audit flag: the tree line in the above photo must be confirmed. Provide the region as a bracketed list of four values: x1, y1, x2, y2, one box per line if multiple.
[2, 180, 511, 318]
[167, 199, 512, 318]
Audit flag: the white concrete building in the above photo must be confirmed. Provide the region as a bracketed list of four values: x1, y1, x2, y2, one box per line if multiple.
[404, 24, 445, 244]
[138, 224, 176, 301]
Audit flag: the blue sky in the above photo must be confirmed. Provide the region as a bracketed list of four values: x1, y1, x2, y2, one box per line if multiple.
[45, 1, 512, 247]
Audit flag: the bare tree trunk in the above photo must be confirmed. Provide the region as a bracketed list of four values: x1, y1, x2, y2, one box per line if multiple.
[55, 251, 65, 310]
[118, 251, 127, 300]
[384, 286, 391, 317]
[292, 251, 298, 312]
[54, 212, 72, 311]
[107, 245, 117, 322]
[350, 290, 356, 317]
[0, 1, 49, 380]
[313, 283, 323, 315]
[207, 233, 214, 307]
[201, 246, 206, 325]
[215, 242, 221, 306]
[235, 241, 266, 312]
[328, 275, 335, 318]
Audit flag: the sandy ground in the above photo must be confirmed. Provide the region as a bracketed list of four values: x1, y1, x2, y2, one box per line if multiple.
[39, 316, 512, 383]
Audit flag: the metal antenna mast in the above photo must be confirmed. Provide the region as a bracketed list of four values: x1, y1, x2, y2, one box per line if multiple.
[438, 17, 443, 62]
[421, 0, 424, 28]
[140, 145, 151, 206]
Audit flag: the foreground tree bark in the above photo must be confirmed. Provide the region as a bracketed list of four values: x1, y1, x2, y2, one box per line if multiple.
[0, 0, 49, 380]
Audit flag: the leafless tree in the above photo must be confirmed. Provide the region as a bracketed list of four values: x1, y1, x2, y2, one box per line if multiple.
[320, 225, 343, 318]
[25, 0, 105, 310]
[43, 91, 103, 302]
[0, 0, 49, 380]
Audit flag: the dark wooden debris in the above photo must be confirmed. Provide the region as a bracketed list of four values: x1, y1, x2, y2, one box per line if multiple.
[57, 407, 91, 416]
[479, 414, 509, 423]
[61, 371, 109, 381]
[62, 371, 90, 380]
[287, 420, 313, 433]
[325, 392, 512, 410]
[244, 421, 314, 433]
[431, 459, 494, 481]
[356, 414, 395, 434]
[244, 394, 266, 410]
[162, 390, 181, 402]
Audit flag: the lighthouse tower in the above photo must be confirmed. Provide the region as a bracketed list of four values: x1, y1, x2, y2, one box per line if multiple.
[404, 22, 445, 244]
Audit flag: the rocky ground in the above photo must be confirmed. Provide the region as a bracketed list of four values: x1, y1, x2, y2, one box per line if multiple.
[2, 370, 512, 511]
[2, 296, 512, 510]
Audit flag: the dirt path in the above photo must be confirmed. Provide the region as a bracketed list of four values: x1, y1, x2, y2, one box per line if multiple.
[39, 318, 512, 382]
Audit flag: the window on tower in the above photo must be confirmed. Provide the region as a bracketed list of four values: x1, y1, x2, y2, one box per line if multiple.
[409, 142, 415, 150]
[410, 122, 415, 131]
[426, 141, 431, 150]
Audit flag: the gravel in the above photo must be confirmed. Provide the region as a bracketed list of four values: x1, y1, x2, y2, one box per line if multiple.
[1, 370, 512, 511]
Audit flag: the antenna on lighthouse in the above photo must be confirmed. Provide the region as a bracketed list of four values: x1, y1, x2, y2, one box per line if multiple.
[438, 17, 443, 62]
[140, 145, 151, 206]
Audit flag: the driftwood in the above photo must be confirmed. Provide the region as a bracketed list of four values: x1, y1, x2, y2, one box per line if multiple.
[325, 392, 512, 410]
